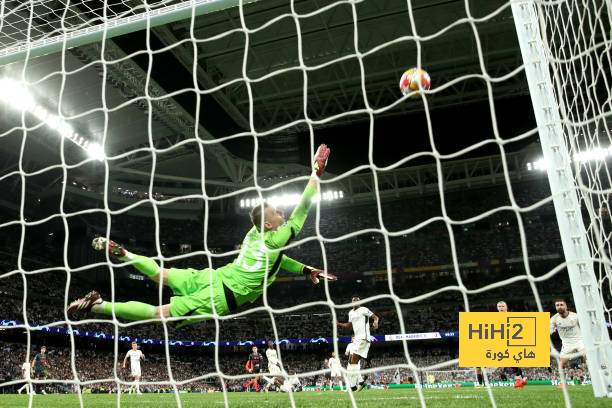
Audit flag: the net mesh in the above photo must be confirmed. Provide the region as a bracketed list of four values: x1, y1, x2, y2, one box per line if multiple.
[0, 0, 610, 406]
[0, 0, 171, 48]
[538, 0, 612, 325]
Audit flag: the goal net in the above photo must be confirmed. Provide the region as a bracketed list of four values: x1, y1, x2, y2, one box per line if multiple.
[0, 0, 611, 407]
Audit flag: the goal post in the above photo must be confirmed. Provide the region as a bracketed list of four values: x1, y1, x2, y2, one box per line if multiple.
[511, 0, 612, 398]
[0, 0, 260, 67]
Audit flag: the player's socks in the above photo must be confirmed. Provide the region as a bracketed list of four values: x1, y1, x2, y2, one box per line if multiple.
[120, 253, 160, 280]
[92, 301, 156, 321]
[348, 364, 359, 388]
[246, 381, 253, 391]
[477, 373, 483, 385]
[254, 381, 259, 392]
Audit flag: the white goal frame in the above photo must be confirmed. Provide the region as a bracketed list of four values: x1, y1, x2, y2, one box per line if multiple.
[0, 0, 259, 66]
[512, 0, 612, 398]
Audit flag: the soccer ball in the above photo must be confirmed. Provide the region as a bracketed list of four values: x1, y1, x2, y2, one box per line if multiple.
[399, 68, 431, 98]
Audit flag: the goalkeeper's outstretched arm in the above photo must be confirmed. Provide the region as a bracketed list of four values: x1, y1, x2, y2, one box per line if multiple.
[280, 254, 337, 283]
[266, 144, 330, 249]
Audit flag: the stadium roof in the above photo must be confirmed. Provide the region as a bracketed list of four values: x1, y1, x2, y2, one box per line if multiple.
[0, 0, 564, 199]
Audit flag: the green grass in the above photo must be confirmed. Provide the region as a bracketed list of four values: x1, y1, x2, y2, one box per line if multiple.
[1, 387, 610, 408]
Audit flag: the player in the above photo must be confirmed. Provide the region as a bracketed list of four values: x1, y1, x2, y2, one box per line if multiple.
[245, 346, 263, 392]
[321, 359, 331, 390]
[495, 301, 527, 388]
[550, 299, 586, 388]
[329, 352, 344, 391]
[17, 357, 33, 395]
[123, 342, 145, 394]
[284, 369, 302, 392]
[31, 346, 50, 394]
[337, 296, 379, 392]
[68, 145, 336, 327]
[567, 348, 586, 383]
[263, 341, 284, 392]
[115, 362, 123, 393]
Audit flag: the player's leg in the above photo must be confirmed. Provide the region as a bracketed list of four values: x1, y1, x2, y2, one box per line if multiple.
[354, 341, 371, 392]
[347, 353, 360, 391]
[135, 373, 142, 394]
[262, 376, 274, 391]
[93, 237, 168, 283]
[557, 357, 569, 388]
[476, 367, 483, 386]
[68, 290, 171, 321]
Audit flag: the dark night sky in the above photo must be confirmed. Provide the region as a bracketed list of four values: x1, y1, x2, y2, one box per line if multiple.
[113, 29, 538, 176]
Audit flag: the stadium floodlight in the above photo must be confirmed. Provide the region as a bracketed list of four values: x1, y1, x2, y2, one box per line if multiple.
[241, 191, 344, 208]
[0, 77, 104, 160]
[0, 78, 35, 110]
[527, 146, 612, 172]
[86, 143, 105, 161]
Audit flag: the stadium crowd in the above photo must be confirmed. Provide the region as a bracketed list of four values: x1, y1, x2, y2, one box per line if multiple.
[0, 179, 599, 393]
[0, 341, 579, 394]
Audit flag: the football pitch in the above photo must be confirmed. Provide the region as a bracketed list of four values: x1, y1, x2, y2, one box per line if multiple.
[1, 387, 610, 408]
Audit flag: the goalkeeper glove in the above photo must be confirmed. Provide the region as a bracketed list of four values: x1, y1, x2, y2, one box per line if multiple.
[312, 144, 330, 179]
[302, 265, 337, 284]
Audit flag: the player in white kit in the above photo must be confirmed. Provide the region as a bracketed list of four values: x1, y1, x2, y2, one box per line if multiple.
[17, 359, 33, 394]
[123, 342, 145, 394]
[263, 340, 285, 392]
[337, 296, 379, 392]
[328, 352, 344, 391]
[550, 299, 586, 382]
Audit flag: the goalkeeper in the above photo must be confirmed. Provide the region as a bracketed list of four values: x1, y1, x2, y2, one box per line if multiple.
[68, 144, 335, 327]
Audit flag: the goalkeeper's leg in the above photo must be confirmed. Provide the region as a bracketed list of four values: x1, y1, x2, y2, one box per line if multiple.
[68, 290, 170, 320]
[92, 237, 172, 285]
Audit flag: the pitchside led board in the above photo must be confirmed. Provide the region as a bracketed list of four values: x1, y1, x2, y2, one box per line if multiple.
[459, 313, 550, 367]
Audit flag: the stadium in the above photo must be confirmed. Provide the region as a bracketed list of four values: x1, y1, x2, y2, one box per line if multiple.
[0, 0, 611, 407]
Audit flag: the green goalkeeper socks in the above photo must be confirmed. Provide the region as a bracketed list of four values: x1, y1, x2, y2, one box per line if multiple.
[92, 301, 157, 321]
[119, 253, 160, 279]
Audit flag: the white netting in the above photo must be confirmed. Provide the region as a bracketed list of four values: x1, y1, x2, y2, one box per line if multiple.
[538, 0, 612, 322]
[0, 0, 171, 48]
[0, 0, 611, 406]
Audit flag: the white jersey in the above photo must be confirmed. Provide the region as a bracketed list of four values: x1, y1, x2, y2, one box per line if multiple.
[266, 348, 279, 367]
[22, 362, 30, 378]
[329, 357, 341, 370]
[288, 374, 301, 387]
[348, 306, 374, 341]
[127, 350, 143, 368]
[345, 342, 355, 355]
[550, 312, 582, 343]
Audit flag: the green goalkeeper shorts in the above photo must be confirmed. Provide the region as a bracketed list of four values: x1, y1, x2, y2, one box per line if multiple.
[167, 268, 234, 327]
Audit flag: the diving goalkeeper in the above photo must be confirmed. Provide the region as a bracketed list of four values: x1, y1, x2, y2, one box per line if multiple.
[68, 144, 335, 327]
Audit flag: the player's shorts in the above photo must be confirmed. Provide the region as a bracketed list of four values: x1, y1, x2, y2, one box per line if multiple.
[352, 339, 371, 358]
[269, 364, 281, 375]
[324, 372, 331, 380]
[168, 268, 234, 327]
[131, 366, 141, 377]
[330, 368, 342, 377]
[34, 368, 45, 378]
[560, 340, 585, 359]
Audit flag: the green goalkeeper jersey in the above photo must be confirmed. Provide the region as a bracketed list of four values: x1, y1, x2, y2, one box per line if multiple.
[216, 185, 317, 302]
